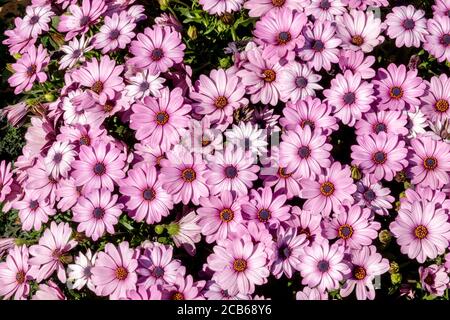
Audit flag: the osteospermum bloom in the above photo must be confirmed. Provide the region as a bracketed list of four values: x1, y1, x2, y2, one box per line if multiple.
[72, 142, 126, 193]
[0, 161, 14, 203]
[162, 275, 205, 300]
[94, 11, 136, 53]
[72, 55, 124, 104]
[44, 141, 76, 179]
[298, 240, 349, 292]
[335, 9, 384, 53]
[280, 96, 338, 135]
[306, 0, 346, 22]
[20, 4, 54, 38]
[207, 237, 270, 295]
[67, 249, 97, 292]
[244, 0, 306, 17]
[29, 222, 77, 283]
[205, 146, 259, 196]
[170, 211, 202, 255]
[338, 50, 376, 80]
[272, 227, 307, 279]
[0, 246, 33, 300]
[8, 44, 49, 94]
[72, 188, 123, 241]
[424, 15, 450, 63]
[407, 106, 428, 138]
[191, 68, 247, 127]
[91, 242, 138, 300]
[242, 186, 291, 228]
[13, 190, 56, 231]
[278, 61, 323, 103]
[197, 191, 247, 243]
[59, 35, 93, 70]
[421, 74, 450, 122]
[130, 87, 191, 151]
[353, 175, 394, 216]
[351, 132, 408, 181]
[58, 0, 107, 40]
[199, 0, 244, 15]
[419, 264, 449, 297]
[254, 8, 307, 61]
[340, 246, 389, 300]
[409, 135, 450, 189]
[279, 125, 332, 179]
[32, 281, 66, 300]
[119, 163, 173, 224]
[324, 70, 375, 126]
[159, 148, 209, 205]
[323, 204, 381, 249]
[355, 110, 409, 137]
[433, 0, 450, 17]
[372, 64, 426, 111]
[300, 162, 357, 217]
[129, 26, 185, 74]
[224, 122, 268, 157]
[236, 47, 283, 106]
[385, 5, 428, 48]
[390, 199, 450, 263]
[125, 70, 165, 101]
[299, 20, 342, 72]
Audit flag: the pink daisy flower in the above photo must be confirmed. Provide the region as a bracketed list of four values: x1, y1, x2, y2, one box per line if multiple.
[341, 0, 388, 10]
[59, 35, 93, 70]
[424, 15, 450, 63]
[242, 186, 291, 228]
[29, 222, 77, 283]
[385, 5, 428, 48]
[58, 0, 107, 41]
[197, 191, 247, 244]
[137, 243, 185, 288]
[351, 132, 408, 181]
[305, 0, 346, 22]
[199, 0, 244, 15]
[243, 0, 307, 18]
[298, 240, 349, 292]
[44, 141, 76, 179]
[340, 246, 389, 300]
[323, 204, 381, 249]
[335, 9, 384, 53]
[280, 96, 338, 135]
[324, 70, 375, 126]
[119, 163, 173, 224]
[170, 211, 202, 255]
[32, 281, 66, 300]
[129, 26, 185, 74]
[13, 190, 56, 231]
[207, 237, 270, 295]
[67, 249, 97, 292]
[204, 282, 250, 300]
[25, 157, 61, 206]
[3, 18, 36, 55]
[236, 47, 283, 106]
[0, 160, 14, 204]
[419, 264, 449, 297]
[390, 197, 450, 263]
[205, 146, 259, 197]
[20, 4, 54, 38]
[8, 44, 49, 94]
[409, 135, 450, 189]
[91, 242, 138, 300]
[279, 125, 332, 179]
[278, 61, 323, 103]
[94, 11, 136, 54]
[72, 188, 123, 241]
[421, 74, 450, 122]
[432, 0, 450, 17]
[0, 245, 33, 300]
[372, 63, 426, 111]
[72, 142, 126, 193]
[162, 275, 205, 300]
[72, 55, 124, 105]
[338, 50, 376, 80]
[190, 68, 248, 127]
[355, 110, 409, 137]
[353, 175, 394, 216]
[125, 70, 165, 101]
[254, 8, 307, 61]
[299, 20, 342, 72]
[300, 162, 357, 217]
[130, 87, 191, 152]
[159, 149, 209, 205]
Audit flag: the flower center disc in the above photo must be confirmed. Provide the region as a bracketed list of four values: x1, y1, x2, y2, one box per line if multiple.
[414, 225, 428, 239]
[172, 292, 184, 300]
[16, 271, 26, 284]
[151, 48, 164, 61]
[224, 165, 238, 178]
[257, 208, 271, 222]
[233, 258, 247, 272]
[338, 224, 354, 240]
[219, 208, 234, 222]
[271, 0, 285, 7]
[353, 266, 367, 280]
[389, 86, 403, 99]
[298, 146, 311, 159]
[423, 157, 438, 170]
[277, 31, 291, 45]
[94, 163, 106, 175]
[181, 168, 196, 182]
[317, 260, 330, 272]
[402, 19, 415, 30]
[351, 35, 364, 46]
[435, 99, 449, 113]
[372, 151, 387, 164]
[155, 111, 169, 125]
[320, 181, 335, 196]
[215, 96, 228, 109]
[143, 188, 156, 201]
[115, 267, 128, 280]
[263, 69, 276, 82]
[91, 81, 104, 94]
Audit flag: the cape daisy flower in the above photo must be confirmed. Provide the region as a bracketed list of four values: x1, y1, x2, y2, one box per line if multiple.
[424, 15, 450, 63]
[338, 50, 376, 80]
[94, 11, 136, 54]
[305, 0, 346, 22]
[353, 175, 395, 216]
[355, 110, 409, 137]
[420, 74, 450, 122]
[44, 141, 76, 179]
[243, 0, 307, 18]
[13, 190, 56, 231]
[385, 5, 428, 48]
[20, 4, 54, 38]
[199, 0, 244, 15]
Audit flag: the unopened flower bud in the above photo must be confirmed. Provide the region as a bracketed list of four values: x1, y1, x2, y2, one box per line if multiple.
[166, 222, 180, 236]
[220, 13, 234, 25]
[389, 261, 399, 274]
[187, 25, 198, 40]
[158, 0, 170, 10]
[379, 229, 392, 245]
[351, 165, 362, 180]
[154, 225, 165, 235]
[391, 273, 402, 285]
[44, 93, 56, 102]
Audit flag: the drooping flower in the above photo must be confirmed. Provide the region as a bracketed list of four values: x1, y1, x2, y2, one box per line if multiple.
[385, 5, 428, 48]
[419, 264, 449, 297]
[91, 242, 138, 300]
[94, 11, 136, 54]
[67, 249, 97, 292]
[424, 15, 450, 63]
[29, 222, 77, 283]
[338, 50, 376, 80]
[420, 74, 450, 122]
[0, 246, 33, 300]
[32, 281, 66, 300]
[0, 161, 14, 204]
[169, 211, 202, 255]
[353, 175, 394, 216]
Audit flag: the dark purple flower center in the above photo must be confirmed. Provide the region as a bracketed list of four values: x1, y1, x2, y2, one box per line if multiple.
[343, 92, 356, 105]
[363, 189, 376, 201]
[312, 40, 325, 52]
[295, 76, 308, 89]
[181, 168, 196, 182]
[53, 153, 63, 163]
[390, 86, 403, 99]
[139, 81, 150, 91]
[403, 18, 415, 30]
[93, 207, 104, 219]
[224, 165, 238, 178]
[152, 266, 165, 278]
[29, 200, 39, 210]
[374, 122, 387, 133]
[279, 244, 291, 259]
[72, 49, 82, 58]
[448, 10, 450, 18]
[298, 146, 311, 159]
[94, 163, 106, 175]
[277, 31, 291, 45]
[338, 224, 354, 239]
[29, 15, 40, 25]
[441, 34, 450, 46]
[257, 208, 271, 222]
[353, 266, 367, 280]
[219, 208, 234, 222]
[317, 260, 330, 272]
[319, 0, 331, 9]
[151, 48, 164, 61]
[79, 16, 90, 26]
[424, 157, 437, 170]
[372, 151, 387, 164]
[424, 274, 434, 285]
[155, 111, 169, 125]
[320, 182, 335, 196]
[26, 64, 37, 77]
[143, 188, 156, 201]
[109, 29, 120, 40]
[79, 135, 91, 146]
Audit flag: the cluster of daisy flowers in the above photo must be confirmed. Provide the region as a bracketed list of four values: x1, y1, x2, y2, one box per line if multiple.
[1, 0, 450, 301]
